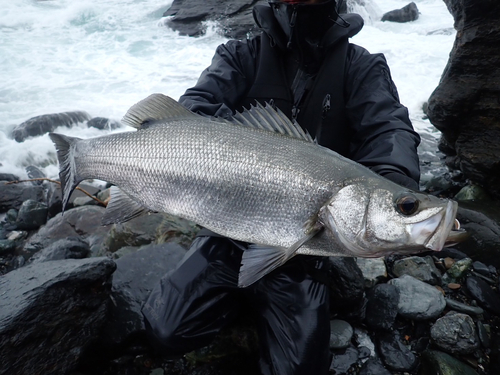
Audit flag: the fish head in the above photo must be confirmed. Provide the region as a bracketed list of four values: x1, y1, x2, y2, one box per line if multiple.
[319, 183, 468, 257]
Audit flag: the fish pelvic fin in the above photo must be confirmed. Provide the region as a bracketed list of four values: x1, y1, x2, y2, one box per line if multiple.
[102, 186, 151, 225]
[230, 102, 314, 143]
[122, 93, 202, 129]
[238, 229, 321, 288]
[48, 132, 83, 212]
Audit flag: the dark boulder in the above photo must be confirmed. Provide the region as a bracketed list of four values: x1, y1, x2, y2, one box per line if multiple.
[427, 0, 500, 199]
[0, 181, 45, 212]
[97, 242, 186, 349]
[0, 257, 116, 375]
[381, 2, 419, 23]
[87, 116, 121, 130]
[11, 111, 92, 142]
[23, 205, 112, 257]
[163, 0, 264, 39]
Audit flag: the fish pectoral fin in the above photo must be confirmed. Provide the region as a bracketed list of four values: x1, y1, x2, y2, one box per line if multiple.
[238, 230, 321, 288]
[102, 186, 151, 225]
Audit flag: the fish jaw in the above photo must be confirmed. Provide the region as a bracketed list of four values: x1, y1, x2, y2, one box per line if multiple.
[413, 200, 458, 251]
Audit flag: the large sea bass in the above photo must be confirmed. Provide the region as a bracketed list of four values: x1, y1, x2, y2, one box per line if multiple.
[49, 94, 466, 287]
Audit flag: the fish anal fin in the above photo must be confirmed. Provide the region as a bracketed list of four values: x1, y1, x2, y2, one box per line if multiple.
[122, 93, 200, 129]
[102, 186, 151, 225]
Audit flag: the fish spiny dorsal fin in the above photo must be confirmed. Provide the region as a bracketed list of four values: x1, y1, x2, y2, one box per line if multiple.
[122, 93, 201, 129]
[231, 101, 314, 142]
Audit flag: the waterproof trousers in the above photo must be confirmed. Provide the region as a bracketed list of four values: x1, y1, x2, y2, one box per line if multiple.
[142, 235, 331, 375]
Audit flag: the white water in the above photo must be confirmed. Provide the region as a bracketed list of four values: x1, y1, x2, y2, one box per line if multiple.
[0, 0, 455, 180]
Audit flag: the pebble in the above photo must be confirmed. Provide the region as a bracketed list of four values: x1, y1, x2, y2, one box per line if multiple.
[392, 255, 441, 285]
[388, 274, 446, 320]
[430, 312, 479, 354]
[445, 298, 484, 316]
[466, 275, 500, 314]
[356, 257, 387, 288]
[329, 319, 353, 349]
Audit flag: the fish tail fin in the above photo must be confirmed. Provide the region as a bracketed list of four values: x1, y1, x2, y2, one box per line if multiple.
[48, 132, 83, 211]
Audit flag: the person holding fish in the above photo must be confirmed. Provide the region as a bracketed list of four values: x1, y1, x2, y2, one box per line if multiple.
[141, 0, 422, 374]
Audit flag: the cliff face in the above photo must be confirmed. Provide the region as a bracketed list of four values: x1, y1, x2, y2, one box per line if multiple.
[427, 0, 500, 198]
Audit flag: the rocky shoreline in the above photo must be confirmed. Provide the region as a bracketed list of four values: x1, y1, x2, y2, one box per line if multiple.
[1, 155, 500, 375]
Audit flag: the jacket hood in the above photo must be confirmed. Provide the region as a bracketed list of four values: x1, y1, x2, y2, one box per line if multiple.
[253, 4, 364, 51]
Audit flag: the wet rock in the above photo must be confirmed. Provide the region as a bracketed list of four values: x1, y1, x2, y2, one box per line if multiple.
[455, 184, 491, 201]
[354, 328, 376, 359]
[477, 321, 490, 348]
[359, 358, 392, 375]
[329, 319, 353, 349]
[465, 275, 500, 314]
[0, 173, 20, 182]
[23, 205, 111, 257]
[330, 346, 359, 374]
[15, 199, 48, 230]
[445, 298, 484, 316]
[445, 257, 472, 281]
[356, 257, 387, 288]
[103, 212, 200, 254]
[28, 237, 90, 263]
[11, 111, 92, 142]
[0, 239, 16, 255]
[97, 242, 186, 348]
[377, 332, 417, 371]
[87, 117, 121, 130]
[0, 257, 116, 375]
[430, 312, 479, 354]
[381, 2, 419, 23]
[365, 283, 399, 331]
[163, 0, 263, 39]
[419, 349, 479, 375]
[392, 255, 441, 285]
[328, 257, 365, 318]
[389, 274, 446, 320]
[427, 0, 500, 199]
[0, 181, 45, 212]
[472, 260, 493, 277]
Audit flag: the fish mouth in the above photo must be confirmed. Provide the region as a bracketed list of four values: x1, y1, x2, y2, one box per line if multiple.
[424, 200, 459, 251]
[444, 219, 470, 247]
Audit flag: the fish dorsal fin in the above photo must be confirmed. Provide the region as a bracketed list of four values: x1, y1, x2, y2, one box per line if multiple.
[231, 102, 314, 143]
[122, 93, 200, 129]
[102, 186, 151, 225]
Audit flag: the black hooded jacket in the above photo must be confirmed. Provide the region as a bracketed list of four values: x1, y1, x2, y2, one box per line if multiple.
[179, 3, 421, 189]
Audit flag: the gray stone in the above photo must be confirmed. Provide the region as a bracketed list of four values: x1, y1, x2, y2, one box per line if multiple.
[419, 349, 479, 375]
[445, 298, 484, 316]
[356, 257, 387, 288]
[392, 255, 441, 285]
[330, 347, 359, 374]
[466, 275, 500, 314]
[365, 283, 399, 331]
[377, 332, 417, 371]
[15, 199, 48, 230]
[23, 205, 111, 256]
[431, 312, 479, 354]
[359, 358, 392, 375]
[29, 237, 90, 263]
[0, 258, 116, 375]
[388, 274, 446, 320]
[381, 2, 419, 23]
[11, 111, 91, 142]
[0, 182, 45, 212]
[329, 319, 353, 349]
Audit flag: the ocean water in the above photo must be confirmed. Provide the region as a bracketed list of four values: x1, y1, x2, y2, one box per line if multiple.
[0, 0, 455, 181]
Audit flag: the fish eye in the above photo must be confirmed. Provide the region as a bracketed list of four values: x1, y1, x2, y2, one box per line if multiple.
[395, 194, 419, 215]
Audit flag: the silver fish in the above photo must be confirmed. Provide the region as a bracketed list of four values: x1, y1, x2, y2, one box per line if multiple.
[49, 94, 467, 287]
